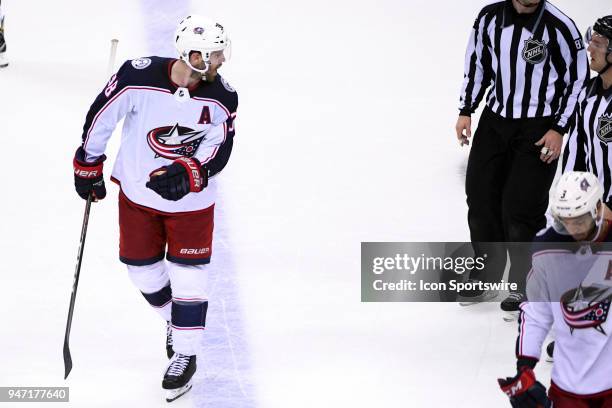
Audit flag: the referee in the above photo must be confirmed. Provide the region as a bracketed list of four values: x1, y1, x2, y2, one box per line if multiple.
[562, 16, 612, 204]
[455, 0, 589, 310]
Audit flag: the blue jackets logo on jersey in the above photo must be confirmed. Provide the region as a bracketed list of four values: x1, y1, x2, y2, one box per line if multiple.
[597, 114, 612, 143]
[146, 123, 207, 159]
[561, 285, 611, 334]
[522, 38, 547, 65]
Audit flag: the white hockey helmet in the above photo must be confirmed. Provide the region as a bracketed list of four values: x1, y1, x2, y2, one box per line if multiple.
[551, 171, 603, 220]
[174, 15, 230, 74]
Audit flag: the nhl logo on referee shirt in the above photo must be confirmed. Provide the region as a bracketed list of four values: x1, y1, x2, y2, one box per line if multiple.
[522, 38, 547, 64]
[597, 114, 612, 143]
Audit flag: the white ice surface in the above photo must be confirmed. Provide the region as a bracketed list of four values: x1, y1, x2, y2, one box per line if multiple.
[0, 0, 610, 407]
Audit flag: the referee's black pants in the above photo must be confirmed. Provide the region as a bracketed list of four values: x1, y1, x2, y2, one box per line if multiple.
[465, 107, 557, 293]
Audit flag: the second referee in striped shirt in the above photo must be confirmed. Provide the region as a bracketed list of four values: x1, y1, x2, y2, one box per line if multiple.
[454, 0, 588, 309]
[562, 16, 612, 204]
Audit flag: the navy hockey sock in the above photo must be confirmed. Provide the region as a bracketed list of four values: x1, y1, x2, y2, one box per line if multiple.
[141, 284, 172, 308]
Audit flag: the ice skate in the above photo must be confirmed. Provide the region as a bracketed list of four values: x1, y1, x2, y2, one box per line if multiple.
[162, 353, 196, 403]
[458, 290, 498, 306]
[457, 279, 498, 306]
[166, 321, 174, 359]
[0, 16, 7, 68]
[500, 292, 525, 322]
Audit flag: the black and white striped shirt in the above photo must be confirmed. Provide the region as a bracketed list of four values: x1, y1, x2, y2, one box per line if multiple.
[562, 77, 612, 202]
[459, 0, 589, 134]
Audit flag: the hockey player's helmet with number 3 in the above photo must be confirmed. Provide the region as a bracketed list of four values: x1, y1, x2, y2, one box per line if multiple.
[175, 15, 231, 74]
[551, 172, 603, 221]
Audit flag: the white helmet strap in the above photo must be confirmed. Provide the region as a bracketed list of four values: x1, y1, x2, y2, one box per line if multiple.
[593, 201, 605, 233]
[183, 57, 210, 75]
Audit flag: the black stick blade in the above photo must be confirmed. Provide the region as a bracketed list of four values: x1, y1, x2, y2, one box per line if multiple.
[63, 339, 72, 379]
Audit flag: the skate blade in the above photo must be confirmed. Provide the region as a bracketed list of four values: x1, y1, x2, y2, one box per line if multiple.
[458, 291, 499, 306]
[165, 383, 192, 403]
[502, 311, 519, 322]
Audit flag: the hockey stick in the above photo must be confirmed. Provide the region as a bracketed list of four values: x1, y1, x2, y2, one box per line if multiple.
[63, 38, 119, 380]
[63, 193, 93, 379]
[107, 39, 119, 77]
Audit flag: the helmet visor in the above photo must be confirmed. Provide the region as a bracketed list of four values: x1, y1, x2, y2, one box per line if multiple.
[554, 212, 596, 240]
[209, 41, 231, 64]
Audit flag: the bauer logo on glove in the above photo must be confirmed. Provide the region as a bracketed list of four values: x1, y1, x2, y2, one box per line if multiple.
[73, 147, 107, 201]
[146, 157, 208, 201]
[74, 168, 100, 178]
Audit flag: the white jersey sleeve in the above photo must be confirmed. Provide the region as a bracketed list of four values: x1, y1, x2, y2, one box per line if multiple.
[81, 61, 135, 162]
[517, 253, 554, 361]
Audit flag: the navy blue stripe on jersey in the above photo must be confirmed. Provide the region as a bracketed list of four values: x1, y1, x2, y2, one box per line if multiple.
[207, 117, 236, 178]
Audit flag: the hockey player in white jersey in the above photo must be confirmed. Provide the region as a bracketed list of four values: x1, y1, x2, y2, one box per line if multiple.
[498, 172, 612, 407]
[72, 16, 237, 402]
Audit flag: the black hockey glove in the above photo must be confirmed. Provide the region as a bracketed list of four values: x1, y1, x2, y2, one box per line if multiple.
[498, 367, 551, 408]
[146, 157, 208, 201]
[73, 147, 106, 201]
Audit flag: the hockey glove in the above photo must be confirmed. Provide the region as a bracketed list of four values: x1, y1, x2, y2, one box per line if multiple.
[146, 157, 207, 201]
[498, 367, 551, 408]
[73, 147, 106, 201]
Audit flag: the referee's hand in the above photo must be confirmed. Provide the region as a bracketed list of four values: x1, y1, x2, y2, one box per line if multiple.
[455, 115, 472, 146]
[535, 130, 562, 164]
